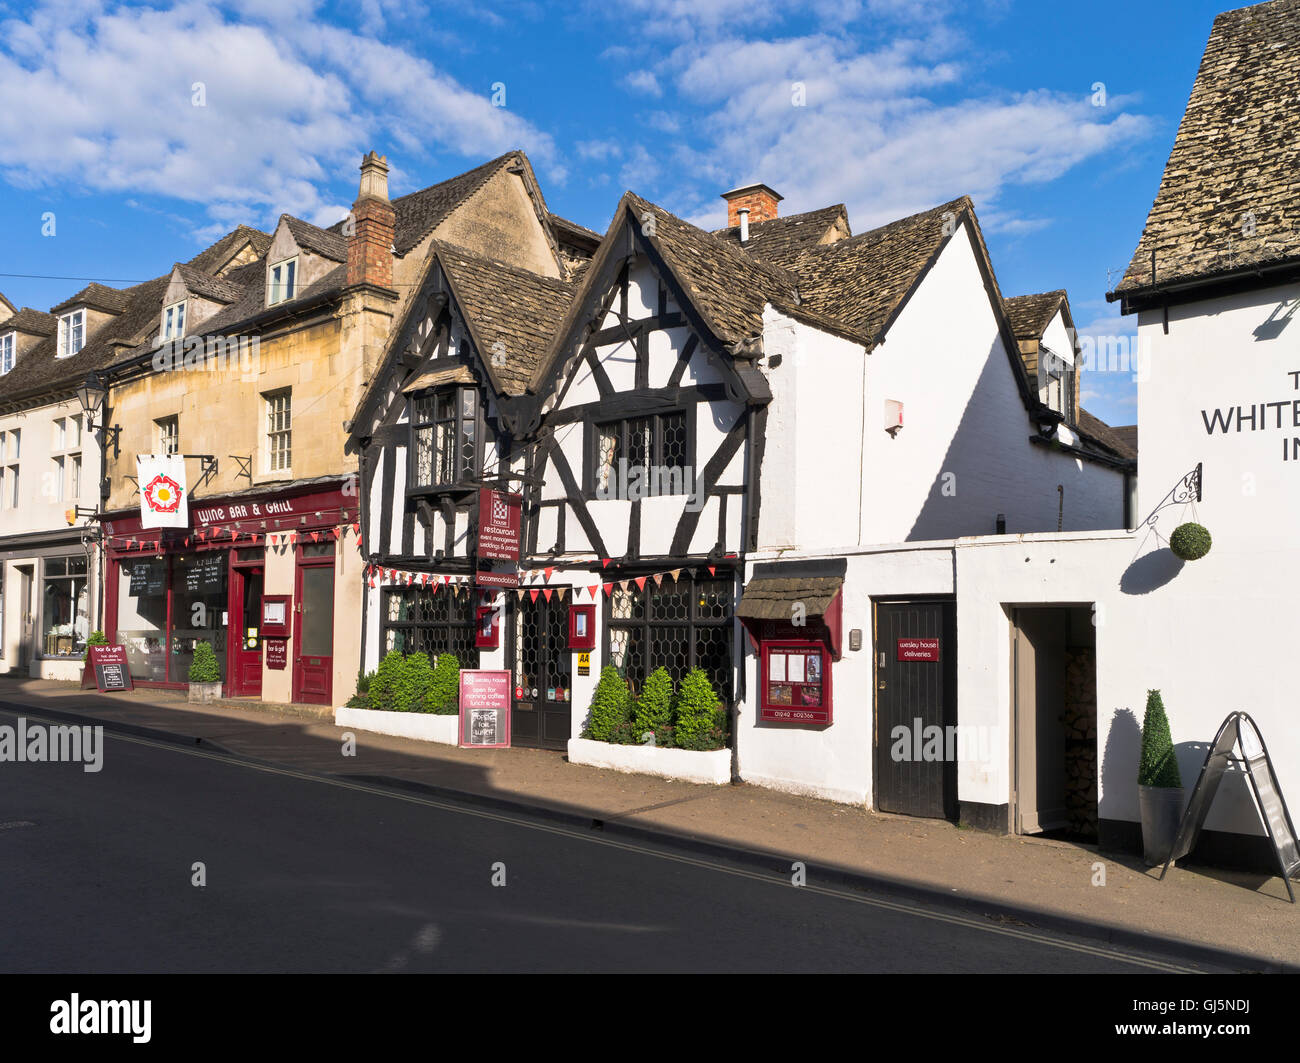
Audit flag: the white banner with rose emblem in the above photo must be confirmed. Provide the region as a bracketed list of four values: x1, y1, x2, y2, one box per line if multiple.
[137, 454, 189, 528]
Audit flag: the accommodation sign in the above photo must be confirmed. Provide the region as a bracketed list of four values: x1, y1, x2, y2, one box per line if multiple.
[477, 489, 521, 561]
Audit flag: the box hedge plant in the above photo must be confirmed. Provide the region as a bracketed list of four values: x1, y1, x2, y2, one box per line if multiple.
[633, 666, 675, 741]
[672, 668, 727, 751]
[584, 665, 631, 741]
[188, 640, 220, 684]
[1139, 689, 1182, 788]
[1169, 522, 1212, 562]
[426, 652, 461, 715]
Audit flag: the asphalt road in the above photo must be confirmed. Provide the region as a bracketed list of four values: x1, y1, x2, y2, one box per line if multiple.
[0, 708, 1226, 973]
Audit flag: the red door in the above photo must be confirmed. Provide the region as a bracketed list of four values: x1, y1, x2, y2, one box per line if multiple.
[229, 566, 264, 697]
[292, 546, 334, 704]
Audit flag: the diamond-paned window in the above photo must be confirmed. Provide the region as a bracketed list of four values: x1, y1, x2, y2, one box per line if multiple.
[411, 386, 481, 489]
[590, 409, 694, 498]
[381, 586, 480, 667]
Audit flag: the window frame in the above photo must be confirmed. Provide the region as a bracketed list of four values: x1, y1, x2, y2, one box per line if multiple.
[584, 405, 695, 500]
[264, 389, 292, 473]
[161, 300, 187, 341]
[155, 415, 179, 457]
[380, 584, 481, 667]
[0, 332, 13, 374]
[57, 310, 85, 358]
[268, 257, 298, 306]
[407, 385, 484, 493]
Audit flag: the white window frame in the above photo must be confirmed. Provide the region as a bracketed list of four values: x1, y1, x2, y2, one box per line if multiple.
[268, 258, 298, 306]
[162, 300, 187, 341]
[71, 454, 81, 500]
[52, 455, 65, 503]
[57, 310, 85, 358]
[0, 332, 13, 374]
[155, 415, 179, 457]
[264, 389, 292, 472]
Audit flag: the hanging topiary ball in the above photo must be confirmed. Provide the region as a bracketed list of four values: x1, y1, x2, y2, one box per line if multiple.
[1169, 522, 1212, 561]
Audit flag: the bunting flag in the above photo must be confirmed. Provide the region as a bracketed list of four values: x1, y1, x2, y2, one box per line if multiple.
[311, 531, 320, 543]
[530, 589, 540, 602]
[652, 573, 663, 585]
[587, 584, 599, 599]
[601, 558, 610, 568]
[635, 576, 647, 590]
[556, 587, 567, 601]
[183, 538, 190, 547]
[542, 588, 553, 602]
[197, 529, 207, 542]
[515, 588, 526, 599]
[708, 566, 716, 577]
[544, 566, 554, 582]
[352, 523, 361, 536]
[670, 568, 682, 581]
[602, 583, 613, 597]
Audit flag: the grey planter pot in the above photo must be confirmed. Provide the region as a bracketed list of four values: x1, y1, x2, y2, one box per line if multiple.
[1139, 784, 1186, 866]
[188, 681, 223, 705]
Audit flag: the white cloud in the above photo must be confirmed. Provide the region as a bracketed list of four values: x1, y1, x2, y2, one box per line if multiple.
[0, 1, 556, 236]
[623, 69, 662, 96]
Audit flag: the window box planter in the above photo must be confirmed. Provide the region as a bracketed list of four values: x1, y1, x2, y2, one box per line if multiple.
[567, 737, 731, 785]
[334, 705, 459, 745]
[188, 682, 222, 704]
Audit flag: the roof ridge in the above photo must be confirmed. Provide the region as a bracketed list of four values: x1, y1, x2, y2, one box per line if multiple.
[431, 239, 575, 290]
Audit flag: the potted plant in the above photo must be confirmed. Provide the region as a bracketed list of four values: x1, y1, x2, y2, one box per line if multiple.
[1137, 689, 1185, 865]
[1169, 522, 1211, 561]
[187, 640, 223, 704]
[81, 630, 108, 660]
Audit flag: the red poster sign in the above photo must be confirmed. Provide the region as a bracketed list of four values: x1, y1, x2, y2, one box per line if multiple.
[81, 645, 134, 692]
[897, 638, 940, 662]
[265, 639, 288, 670]
[477, 489, 521, 562]
[459, 669, 512, 748]
[475, 569, 520, 588]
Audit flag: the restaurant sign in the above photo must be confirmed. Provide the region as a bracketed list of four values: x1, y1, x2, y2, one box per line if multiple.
[477, 489, 521, 561]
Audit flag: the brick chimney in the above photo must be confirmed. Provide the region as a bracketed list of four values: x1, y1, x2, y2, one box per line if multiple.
[722, 183, 783, 228]
[347, 151, 395, 290]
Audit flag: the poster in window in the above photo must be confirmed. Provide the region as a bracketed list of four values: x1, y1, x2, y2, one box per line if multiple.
[806, 654, 821, 682]
[768, 683, 792, 705]
[787, 654, 806, 683]
[769, 653, 786, 682]
[799, 685, 821, 707]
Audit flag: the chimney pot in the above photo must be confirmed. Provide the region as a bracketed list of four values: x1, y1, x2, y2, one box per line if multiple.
[738, 208, 750, 243]
[358, 151, 390, 202]
[721, 183, 783, 229]
[348, 150, 396, 290]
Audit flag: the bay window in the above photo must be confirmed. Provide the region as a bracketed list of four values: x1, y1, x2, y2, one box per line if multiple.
[410, 386, 481, 490]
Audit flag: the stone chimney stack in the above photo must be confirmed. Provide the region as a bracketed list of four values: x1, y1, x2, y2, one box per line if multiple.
[347, 151, 396, 290]
[722, 183, 783, 228]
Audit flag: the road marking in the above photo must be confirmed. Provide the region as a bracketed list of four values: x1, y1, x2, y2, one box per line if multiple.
[6, 708, 1203, 972]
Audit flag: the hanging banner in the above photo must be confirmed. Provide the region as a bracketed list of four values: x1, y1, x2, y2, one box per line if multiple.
[137, 454, 189, 528]
[477, 489, 522, 561]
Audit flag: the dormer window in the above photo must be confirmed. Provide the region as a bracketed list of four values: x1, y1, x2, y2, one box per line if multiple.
[0, 333, 12, 374]
[161, 301, 186, 341]
[1040, 348, 1075, 421]
[410, 387, 481, 489]
[268, 258, 297, 305]
[57, 310, 85, 358]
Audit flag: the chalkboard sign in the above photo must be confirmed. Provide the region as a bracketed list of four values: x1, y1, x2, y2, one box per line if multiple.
[129, 560, 165, 597]
[1160, 711, 1300, 903]
[458, 670, 511, 748]
[80, 645, 134, 692]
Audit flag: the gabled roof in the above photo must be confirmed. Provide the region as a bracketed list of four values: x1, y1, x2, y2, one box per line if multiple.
[188, 225, 272, 276]
[1110, 0, 1300, 305]
[173, 262, 244, 304]
[791, 197, 978, 342]
[50, 282, 131, 315]
[433, 241, 576, 396]
[282, 215, 347, 262]
[1077, 408, 1137, 461]
[712, 204, 849, 269]
[1003, 290, 1067, 341]
[375, 151, 519, 256]
[0, 292, 15, 318]
[5, 308, 56, 336]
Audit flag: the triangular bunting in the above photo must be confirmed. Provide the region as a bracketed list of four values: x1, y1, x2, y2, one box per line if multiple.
[587, 584, 599, 599]
[602, 583, 613, 597]
[652, 572, 663, 585]
[543, 588, 552, 602]
[601, 558, 611, 569]
[635, 576, 647, 590]
[708, 566, 716, 577]
[544, 566, 554, 582]
[530, 589, 540, 602]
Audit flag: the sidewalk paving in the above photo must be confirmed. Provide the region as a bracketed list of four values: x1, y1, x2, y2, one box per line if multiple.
[2, 675, 1294, 969]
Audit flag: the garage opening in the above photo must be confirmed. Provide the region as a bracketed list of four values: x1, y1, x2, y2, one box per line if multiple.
[1011, 605, 1097, 841]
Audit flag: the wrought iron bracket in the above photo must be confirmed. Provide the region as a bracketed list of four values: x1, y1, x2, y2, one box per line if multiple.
[184, 454, 218, 493]
[1139, 462, 1202, 532]
[230, 455, 252, 485]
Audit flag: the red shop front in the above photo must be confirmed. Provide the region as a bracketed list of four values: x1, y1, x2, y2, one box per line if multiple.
[102, 483, 358, 701]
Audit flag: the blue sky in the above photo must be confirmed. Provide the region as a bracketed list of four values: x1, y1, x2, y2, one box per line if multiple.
[0, 0, 1239, 426]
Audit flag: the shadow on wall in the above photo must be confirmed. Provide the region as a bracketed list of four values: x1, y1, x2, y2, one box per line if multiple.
[1099, 706, 1141, 821]
[1119, 545, 1184, 595]
[905, 338, 1121, 541]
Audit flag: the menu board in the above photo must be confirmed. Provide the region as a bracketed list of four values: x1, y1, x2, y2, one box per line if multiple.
[184, 553, 224, 592]
[80, 645, 135, 692]
[761, 643, 831, 725]
[129, 560, 165, 597]
[459, 670, 512, 748]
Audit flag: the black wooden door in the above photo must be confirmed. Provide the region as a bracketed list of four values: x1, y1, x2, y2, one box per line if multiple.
[511, 594, 573, 750]
[874, 599, 958, 820]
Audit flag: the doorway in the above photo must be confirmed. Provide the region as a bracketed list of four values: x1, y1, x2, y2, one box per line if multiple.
[229, 561, 264, 697]
[17, 565, 33, 672]
[511, 593, 572, 750]
[1011, 606, 1097, 840]
[873, 598, 958, 820]
[292, 544, 334, 705]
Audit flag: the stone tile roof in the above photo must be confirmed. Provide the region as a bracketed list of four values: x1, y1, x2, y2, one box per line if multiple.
[1077, 408, 1137, 461]
[5, 308, 56, 336]
[1003, 290, 1066, 340]
[174, 262, 244, 304]
[735, 575, 844, 621]
[50, 282, 131, 315]
[626, 192, 802, 350]
[434, 241, 576, 396]
[712, 205, 849, 269]
[1111, 424, 1138, 454]
[387, 152, 517, 256]
[188, 225, 272, 275]
[1112, 0, 1300, 300]
[790, 197, 975, 341]
[283, 215, 347, 262]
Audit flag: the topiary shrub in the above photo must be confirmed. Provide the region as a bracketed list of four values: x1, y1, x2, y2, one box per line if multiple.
[368, 650, 407, 712]
[347, 668, 376, 708]
[426, 652, 461, 715]
[584, 665, 631, 741]
[1169, 522, 1211, 561]
[404, 653, 436, 713]
[188, 640, 220, 684]
[1139, 689, 1182, 788]
[673, 668, 725, 750]
[633, 666, 675, 741]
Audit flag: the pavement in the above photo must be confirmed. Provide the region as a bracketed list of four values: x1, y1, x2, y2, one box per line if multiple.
[1, 674, 1295, 970]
